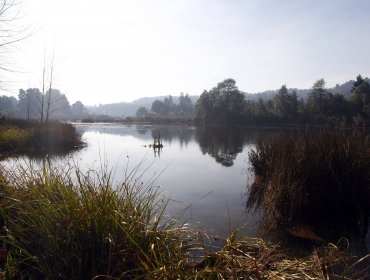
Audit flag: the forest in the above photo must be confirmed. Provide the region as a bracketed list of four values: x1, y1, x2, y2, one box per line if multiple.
[194, 75, 370, 126]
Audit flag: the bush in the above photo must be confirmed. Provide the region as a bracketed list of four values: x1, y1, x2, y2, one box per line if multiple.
[247, 129, 370, 240]
[27, 122, 83, 153]
[0, 127, 31, 152]
[0, 120, 83, 156]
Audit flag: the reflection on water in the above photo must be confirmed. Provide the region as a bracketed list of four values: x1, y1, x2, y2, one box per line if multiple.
[196, 126, 245, 166]
[1, 123, 275, 239]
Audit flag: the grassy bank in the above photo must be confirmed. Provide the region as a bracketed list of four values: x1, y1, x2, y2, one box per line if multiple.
[0, 119, 84, 157]
[247, 129, 370, 244]
[0, 164, 368, 279]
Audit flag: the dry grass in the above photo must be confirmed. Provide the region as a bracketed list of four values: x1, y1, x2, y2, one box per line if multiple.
[247, 129, 370, 241]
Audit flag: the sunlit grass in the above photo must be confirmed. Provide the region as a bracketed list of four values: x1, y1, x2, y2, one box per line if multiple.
[0, 119, 83, 156]
[0, 164, 193, 279]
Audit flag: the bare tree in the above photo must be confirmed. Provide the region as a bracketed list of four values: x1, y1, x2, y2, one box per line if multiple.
[45, 49, 54, 122]
[40, 49, 46, 122]
[0, 0, 31, 89]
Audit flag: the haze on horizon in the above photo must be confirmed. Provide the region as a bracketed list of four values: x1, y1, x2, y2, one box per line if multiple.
[4, 0, 370, 106]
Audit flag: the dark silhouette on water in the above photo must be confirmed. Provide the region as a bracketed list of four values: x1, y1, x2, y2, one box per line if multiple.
[148, 134, 163, 158]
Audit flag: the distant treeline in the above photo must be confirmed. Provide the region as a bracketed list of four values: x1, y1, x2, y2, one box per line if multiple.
[1, 75, 369, 125]
[136, 93, 194, 118]
[0, 88, 87, 121]
[194, 75, 370, 126]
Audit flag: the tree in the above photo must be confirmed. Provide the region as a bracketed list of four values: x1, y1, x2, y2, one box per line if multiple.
[1, 0, 29, 88]
[151, 99, 168, 115]
[17, 88, 43, 120]
[177, 93, 194, 115]
[273, 85, 289, 117]
[45, 51, 55, 122]
[352, 74, 365, 92]
[163, 95, 176, 113]
[195, 78, 245, 124]
[307, 78, 327, 120]
[71, 101, 86, 117]
[0, 95, 17, 116]
[136, 106, 148, 118]
[349, 78, 370, 118]
[44, 89, 71, 120]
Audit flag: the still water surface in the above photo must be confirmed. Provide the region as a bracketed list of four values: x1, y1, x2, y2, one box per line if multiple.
[73, 123, 263, 238]
[3, 124, 273, 238]
[3, 123, 370, 252]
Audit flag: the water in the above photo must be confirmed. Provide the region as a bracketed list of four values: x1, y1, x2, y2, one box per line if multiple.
[72, 123, 262, 238]
[2, 123, 369, 253]
[2, 123, 265, 239]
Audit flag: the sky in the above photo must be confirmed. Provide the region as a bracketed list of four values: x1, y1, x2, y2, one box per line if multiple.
[2, 0, 370, 105]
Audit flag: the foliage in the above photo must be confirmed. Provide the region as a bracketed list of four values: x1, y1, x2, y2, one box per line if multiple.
[0, 119, 83, 156]
[247, 129, 370, 241]
[0, 95, 17, 117]
[349, 76, 370, 119]
[71, 101, 87, 118]
[195, 79, 245, 124]
[17, 88, 72, 121]
[273, 85, 298, 120]
[194, 76, 370, 126]
[0, 126, 31, 152]
[151, 94, 194, 116]
[136, 106, 149, 118]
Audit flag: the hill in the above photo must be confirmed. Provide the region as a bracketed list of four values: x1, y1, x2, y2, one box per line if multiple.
[88, 96, 198, 117]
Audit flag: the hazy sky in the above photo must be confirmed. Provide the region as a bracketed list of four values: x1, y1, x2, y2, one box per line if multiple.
[4, 0, 370, 105]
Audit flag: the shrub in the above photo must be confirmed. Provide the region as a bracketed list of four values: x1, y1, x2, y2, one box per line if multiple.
[27, 122, 83, 153]
[247, 129, 370, 240]
[0, 120, 83, 156]
[0, 127, 31, 152]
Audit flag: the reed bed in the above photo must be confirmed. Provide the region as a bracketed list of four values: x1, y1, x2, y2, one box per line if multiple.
[247, 129, 370, 242]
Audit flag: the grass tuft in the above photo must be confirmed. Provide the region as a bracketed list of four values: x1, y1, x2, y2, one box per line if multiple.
[0, 164, 193, 279]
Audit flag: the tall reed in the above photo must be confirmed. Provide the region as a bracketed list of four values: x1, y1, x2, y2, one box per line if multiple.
[247, 129, 370, 241]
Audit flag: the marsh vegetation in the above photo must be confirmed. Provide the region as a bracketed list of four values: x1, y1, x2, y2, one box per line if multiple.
[0, 164, 368, 279]
[0, 119, 84, 157]
[247, 129, 370, 248]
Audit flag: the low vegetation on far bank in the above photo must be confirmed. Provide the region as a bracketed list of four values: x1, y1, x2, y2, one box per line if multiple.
[247, 129, 370, 245]
[0, 165, 368, 279]
[0, 119, 84, 157]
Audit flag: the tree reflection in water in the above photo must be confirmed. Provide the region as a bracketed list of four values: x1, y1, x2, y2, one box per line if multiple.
[195, 126, 244, 167]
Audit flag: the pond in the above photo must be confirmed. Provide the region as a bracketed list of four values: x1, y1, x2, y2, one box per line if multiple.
[2, 123, 269, 239]
[2, 123, 369, 252]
